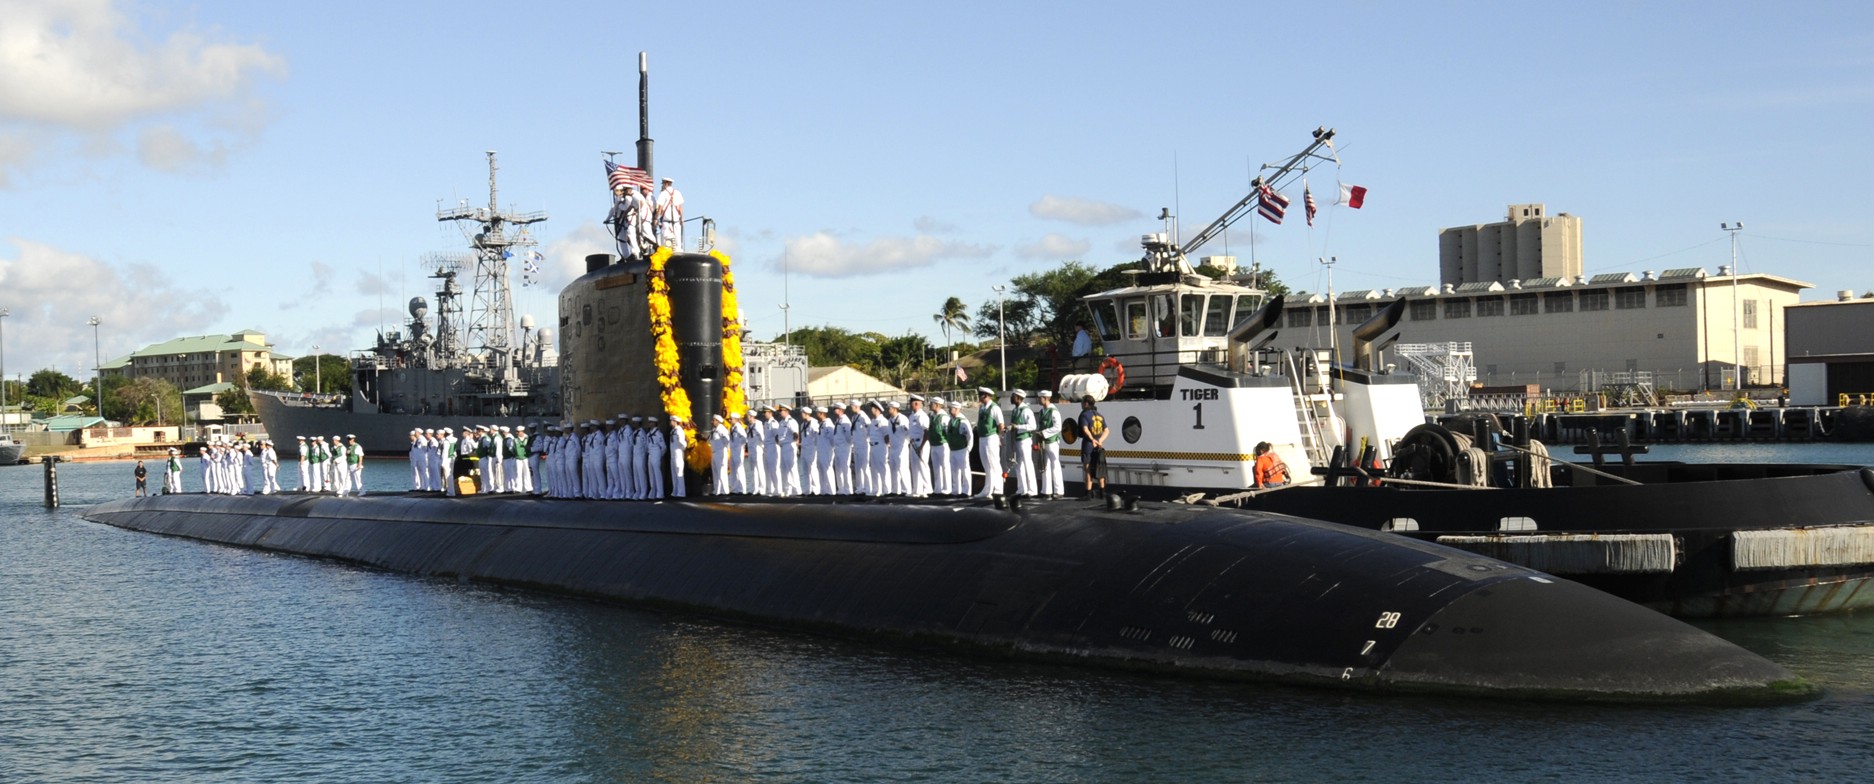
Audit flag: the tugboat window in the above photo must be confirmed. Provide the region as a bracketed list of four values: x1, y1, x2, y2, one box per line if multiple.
[1203, 295, 1232, 337]
[1122, 415, 1143, 444]
[1092, 301, 1122, 341]
[1234, 295, 1260, 329]
[1152, 294, 1175, 337]
[1179, 295, 1202, 337]
[1124, 300, 1148, 339]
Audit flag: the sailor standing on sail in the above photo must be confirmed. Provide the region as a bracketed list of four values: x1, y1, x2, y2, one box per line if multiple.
[655, 177, 684, 250]
[974, 388, 1005, 499]
[608, 186, 641, 260]
[1036, 390, 1065, 499]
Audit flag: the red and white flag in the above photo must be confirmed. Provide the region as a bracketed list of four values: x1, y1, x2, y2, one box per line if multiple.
[953, 365, 969, 383]
[605, 160, 653, 192]
[1304, 183, 1317, 226]
[1257, 184, 1289, 224]
[1337, 183, 1367, 209]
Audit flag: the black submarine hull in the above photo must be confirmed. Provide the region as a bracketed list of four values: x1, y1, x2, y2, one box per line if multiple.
[82, 493, 1810, 702]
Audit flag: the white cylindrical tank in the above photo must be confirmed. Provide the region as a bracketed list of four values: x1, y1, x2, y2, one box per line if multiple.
[1057, 373, 1111, 403]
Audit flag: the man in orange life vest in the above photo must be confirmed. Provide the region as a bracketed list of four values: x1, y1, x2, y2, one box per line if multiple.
[1253, 441, 1290, 488]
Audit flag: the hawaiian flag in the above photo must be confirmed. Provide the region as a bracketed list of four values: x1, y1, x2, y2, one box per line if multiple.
[1257, 183, 1289, 224]
[1304, 183, 1318, 226]
[605, 160, 653, 192]
[1338, 183, 1367, 209]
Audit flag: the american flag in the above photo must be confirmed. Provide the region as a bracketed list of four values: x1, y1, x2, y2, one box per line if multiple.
[1304, 183, 1317, 226]
[605, 160, 653, 192]
[1257, 184, 1289, 224]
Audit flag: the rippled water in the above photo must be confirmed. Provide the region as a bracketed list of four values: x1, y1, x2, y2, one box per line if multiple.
[4, 452, 1874, 782]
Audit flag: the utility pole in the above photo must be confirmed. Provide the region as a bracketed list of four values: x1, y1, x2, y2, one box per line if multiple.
[312, 344, 322, 395]
[1722, 222, 1744, 389]
[88, 316, 103, 423]
[993, 285, 1007, 391]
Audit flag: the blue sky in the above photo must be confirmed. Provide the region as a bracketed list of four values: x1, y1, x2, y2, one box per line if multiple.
[3, 0, 1872, 379]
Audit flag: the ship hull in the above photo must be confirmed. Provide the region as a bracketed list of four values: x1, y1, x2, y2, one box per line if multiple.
[82, 492, 1811, 703]
[251, 390, 541, 457]
[0, 441, 24, 465]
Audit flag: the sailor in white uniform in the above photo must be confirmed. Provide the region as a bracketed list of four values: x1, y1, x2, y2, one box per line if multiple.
[1035, 390, 1065, 499]
[848, 400, 870, 496]
[926, 397, 950, 496]
[261, 439, 280, 494]
[773, 403, 799, 497]
[667, 414, 689, 497]
[726, 414, 748, 494]
[750, 409, 773, 496]
[799, 407, 822, 495]
[907, 395, 931, 497]
[974, 388, 1005, 499]
[164, 447, 184, 494]
[410, 429, 425, 490]
[642, 417, 666, 500]
[885, 400, 911, 496]
[294, 436, 310, 491]
[1006, 390, 1038, 498]
[946, 400, 973, 496]
[655, 177, 684, 250]
[830, 404, 854, 495]
[708, 414, 731, 495]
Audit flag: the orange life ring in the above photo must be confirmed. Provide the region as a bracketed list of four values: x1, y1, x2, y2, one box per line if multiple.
[1098, 356, 1126, 394]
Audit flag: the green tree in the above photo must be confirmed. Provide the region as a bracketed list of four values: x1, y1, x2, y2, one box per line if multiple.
[931, 297, 970, 360]
[246, 364, 293, 392]
[971, 295, 1040, 347]
[293, 354, 352, 395]
[112, 377, 183, 426]
[775, 325, 882, 371]
[28, 369, 81, 399]
[876, 332, 933, 388]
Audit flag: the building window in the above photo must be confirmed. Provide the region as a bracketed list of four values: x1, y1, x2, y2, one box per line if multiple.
[1656, 284, 1687, 307]
[1614, 286, 1647, 309]
[1444, 299, 1472, 319]
[1544, 292, 1573, 313]
[1476, 297, 1504, 317]
[1343, 304, 1372, 324]
[1743, 299, 1758, 329]
[1579, 290, 1609, 311]
[1409, 300, 1437, 321]
[1286, 309, 1311, 328]
[1316, 308, 1331, 326]
[1509, 293, 1538, 315]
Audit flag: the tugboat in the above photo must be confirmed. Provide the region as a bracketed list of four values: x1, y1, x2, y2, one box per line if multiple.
[1053, 129, 1874, 618]
[79, 61, 1816, 702]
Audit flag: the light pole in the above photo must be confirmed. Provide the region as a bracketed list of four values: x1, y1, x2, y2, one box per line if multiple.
[1722, 222, 1743, 389]
[87, 315, 103, 423]
[0, 308, 9, 433]
[992, 285, 1007, 391]
[311, 344, 322, 395]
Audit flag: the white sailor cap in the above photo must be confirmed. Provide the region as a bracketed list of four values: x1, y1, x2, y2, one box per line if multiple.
[759, 405, 772, 412]
[168, 446, 179, 453]
[515, 425, 527, 431]
[977, 386, 995, 396]
[670, 414, 682, 422]
[908, 394, 924, 402]
[295, 435, 306, 440]
[776, 401, 793, 410]
[886, 399, 901, 408]
[346, 434, 357, 439]
[815, 406, 829, 414]
[442, 427, 453, 433]
[712, 414, 724, 421]
[499, 426, 511, 432]
[1038, 389, 1052, 398]
[1010, 389, 1026, 399]
[604, 419, 616, 425]
[631, 415, 644, 422]
[929, 396, 944, 405]
[947, 400, 962, 409]
[410, 429, 420, 435]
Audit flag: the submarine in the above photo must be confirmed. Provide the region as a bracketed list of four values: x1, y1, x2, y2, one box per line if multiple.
[81, 56, 1813, 702]
[80, 243, 1810, 702]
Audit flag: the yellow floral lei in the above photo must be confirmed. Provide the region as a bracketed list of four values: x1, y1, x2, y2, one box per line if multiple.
[715, 248, 747, 421]
[646, 247, 710, 471]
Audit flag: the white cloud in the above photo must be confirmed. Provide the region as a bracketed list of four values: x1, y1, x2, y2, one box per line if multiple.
[541, 221, 614, 291]
[0, 0, 285, 183]
[1016, 232, 1091, 260]
[914, 215, 958, 234]
[1029, 195, 1142, 226]
[0, 238, 227, 375]
[783, 231, 995, 278]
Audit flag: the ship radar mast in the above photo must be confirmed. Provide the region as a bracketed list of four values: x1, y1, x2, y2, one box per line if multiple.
[1140, 127, 1338, 275]
[437, 151, 548, 375]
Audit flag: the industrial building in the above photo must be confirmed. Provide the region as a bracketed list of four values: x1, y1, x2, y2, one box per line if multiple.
[1784, 293, 1874, 405]
[100, 329, 295, 390]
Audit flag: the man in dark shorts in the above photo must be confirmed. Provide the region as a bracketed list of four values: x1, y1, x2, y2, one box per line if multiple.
[1077, 395, 1107, 498]
[133, 460, 148, 497]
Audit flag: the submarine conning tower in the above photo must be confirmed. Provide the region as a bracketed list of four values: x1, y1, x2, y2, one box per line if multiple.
[559, 252, 723, 426]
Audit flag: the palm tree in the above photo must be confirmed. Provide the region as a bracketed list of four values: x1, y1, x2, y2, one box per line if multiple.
[932, 297, 971, 362]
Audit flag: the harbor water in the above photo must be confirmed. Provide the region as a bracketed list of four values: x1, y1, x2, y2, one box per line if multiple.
[5, 447, 1874, 782]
